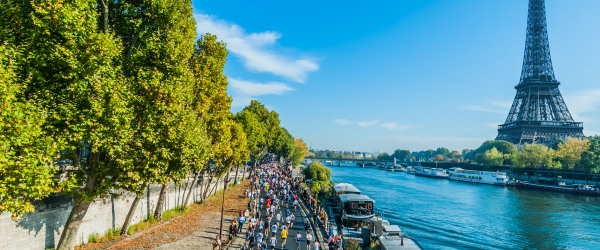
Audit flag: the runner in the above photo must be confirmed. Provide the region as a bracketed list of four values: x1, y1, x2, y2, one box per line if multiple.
[306, 231, 313, 249]
[269, 236, 277, 250]
[281, 226, 288, 247]
[295, 231, 302, 250]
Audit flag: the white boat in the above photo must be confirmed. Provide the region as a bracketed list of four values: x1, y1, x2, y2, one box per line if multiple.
[414, 167, 449, 179]
[448, 167, 509, 185]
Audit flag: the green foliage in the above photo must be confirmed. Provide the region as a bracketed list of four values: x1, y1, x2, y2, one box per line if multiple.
[0, 44, 61, 220]
[581, 136, 600, 174]
[435, 147, 451, 157]
[162, 205, 190, 221]
[473, 140, 516, 164]
[343, 238, 361, 250]
[511, 144, 557, 170]
[303, 162, 331, 182]
[556, 138, 589, 170]
[377, 152, 391, 161]
[480, 147, 505, 167]
[391, 149, 411, 161]
[87, 232, 99, 243]
[291, 139, 308, 166]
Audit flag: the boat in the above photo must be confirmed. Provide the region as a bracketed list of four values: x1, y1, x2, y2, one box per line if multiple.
[514, 180, 600, 195]
[334, 183, 361, 195]
[338, 194, 376, 222]
[414, 167, 449, 179]
[448, 167, 509, 185]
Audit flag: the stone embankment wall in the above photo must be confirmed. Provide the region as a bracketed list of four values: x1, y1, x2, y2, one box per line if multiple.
[0, 171, 248, 250]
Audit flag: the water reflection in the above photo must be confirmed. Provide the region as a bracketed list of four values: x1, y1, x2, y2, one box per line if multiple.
[328, 166, 600, 249]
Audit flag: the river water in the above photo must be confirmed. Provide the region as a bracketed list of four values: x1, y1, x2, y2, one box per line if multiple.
[328, 165, 600, 249]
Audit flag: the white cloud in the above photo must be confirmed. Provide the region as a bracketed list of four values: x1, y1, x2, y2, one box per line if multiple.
[333, 119, 353, 126]
[358, 120, 380, 127]
[229, 78, 293, 96]
[380, 122, 411, 131]
[564, 89, 600, 123]
[229, 78, 293, 107]
[195, 14, 319, 83]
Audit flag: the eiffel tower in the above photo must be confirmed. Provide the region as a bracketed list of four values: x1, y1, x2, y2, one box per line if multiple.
[496, 0, 584, 146]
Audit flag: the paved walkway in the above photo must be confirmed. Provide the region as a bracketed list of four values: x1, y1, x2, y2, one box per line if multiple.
[228, 178, 324, 249]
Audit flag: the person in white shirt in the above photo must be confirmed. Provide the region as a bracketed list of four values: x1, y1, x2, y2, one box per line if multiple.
[306, 232, 313, 248]
[269, 236, 277, 250]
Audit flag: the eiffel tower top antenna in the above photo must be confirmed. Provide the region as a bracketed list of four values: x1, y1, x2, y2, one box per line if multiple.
[520, 0, 556, 85]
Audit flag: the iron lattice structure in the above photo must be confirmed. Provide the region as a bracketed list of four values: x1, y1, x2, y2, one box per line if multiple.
[496, 0, 584, 146]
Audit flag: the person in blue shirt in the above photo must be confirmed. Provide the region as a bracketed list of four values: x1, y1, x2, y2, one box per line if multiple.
[239, 215, 246, 231]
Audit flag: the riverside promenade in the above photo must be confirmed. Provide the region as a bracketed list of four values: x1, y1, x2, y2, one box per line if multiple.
[228, 164, 329, 250]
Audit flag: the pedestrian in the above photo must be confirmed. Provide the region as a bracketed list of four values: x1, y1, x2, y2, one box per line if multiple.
[329, 225, 334, 238]
[238, 215, 246, 231]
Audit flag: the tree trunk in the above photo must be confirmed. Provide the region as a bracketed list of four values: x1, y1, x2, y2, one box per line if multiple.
[56, 198, 93, 250]
[212, 176, 221, 197]
[234, 166, 240, 183]
[121, 195, 142, 236]
[101, 0, 109, 32]
[201, 175, 214, 204]
[183, 171, 200, 208]
[154, 184, 168, 221]
[219, 171, 230, 249]
[180, 175, 190, 207]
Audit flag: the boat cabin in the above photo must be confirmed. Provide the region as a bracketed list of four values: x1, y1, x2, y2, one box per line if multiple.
[334, 183, 361, 195]
[338, 194, 375, 223]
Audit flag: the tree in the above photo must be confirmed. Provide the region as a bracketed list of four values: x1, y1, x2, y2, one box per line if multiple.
[118, 0, 198, 234]
[3, 1, 139, 248]
[0, 45, 61, 220]
[581, 136, 600, 174]
[377, 152, 391, 161]
[510, 144, 555, 169]
[556, 138, 589, 170]
[435, 147, 450, 158]
[473, 140, 516, 164]
[303, 161, 331, 182]
[433, 154, 444, 162]
[480, 147, 504, 167]
[291, 139, 308, 166]
[391, 149, 411, 162]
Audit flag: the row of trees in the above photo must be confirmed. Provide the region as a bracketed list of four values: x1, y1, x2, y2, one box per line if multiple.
[0, 1, 307, 249]
[470, 138, 600, 173]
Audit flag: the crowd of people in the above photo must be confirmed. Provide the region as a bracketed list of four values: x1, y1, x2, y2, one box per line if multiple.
[226, 156, 342, 250]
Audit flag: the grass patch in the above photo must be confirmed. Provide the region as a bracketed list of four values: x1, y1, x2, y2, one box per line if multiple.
[162, 205, 190, 221]
[87, 232, 99, 243]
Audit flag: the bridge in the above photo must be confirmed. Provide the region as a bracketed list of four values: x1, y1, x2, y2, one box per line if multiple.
[306, 157, 413, 165]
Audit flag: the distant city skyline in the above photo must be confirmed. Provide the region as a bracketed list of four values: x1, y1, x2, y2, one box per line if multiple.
[192, 0, 600, 153]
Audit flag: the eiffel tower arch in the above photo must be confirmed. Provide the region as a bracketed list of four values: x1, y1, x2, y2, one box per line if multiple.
[496, 0, 584, 146]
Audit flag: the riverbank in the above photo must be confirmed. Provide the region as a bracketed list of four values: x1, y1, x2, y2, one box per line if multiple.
[76, 178, 250, 249]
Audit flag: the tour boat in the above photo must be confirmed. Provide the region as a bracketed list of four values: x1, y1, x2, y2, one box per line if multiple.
[514, 181, 600, 195]
[448, 167, 509, 185]
[414, 167, 449, 179]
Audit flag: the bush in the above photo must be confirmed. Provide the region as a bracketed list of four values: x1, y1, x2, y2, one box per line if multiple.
[302, 161, 331, 182]
[343, 238, 360, 250]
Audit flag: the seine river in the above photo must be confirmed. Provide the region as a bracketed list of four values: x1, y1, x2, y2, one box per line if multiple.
[328, 165, 600, 249]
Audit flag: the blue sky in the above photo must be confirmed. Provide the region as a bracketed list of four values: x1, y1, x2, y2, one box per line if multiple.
[191, 0, 600, 154]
